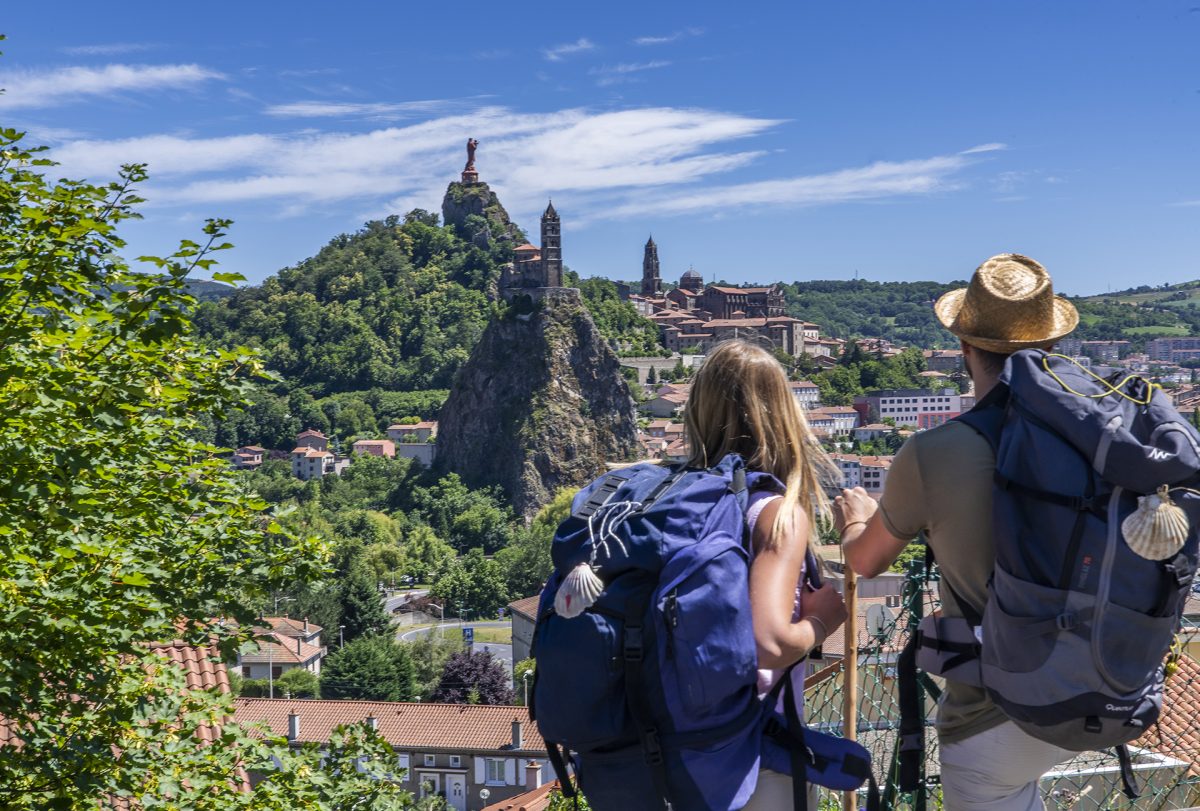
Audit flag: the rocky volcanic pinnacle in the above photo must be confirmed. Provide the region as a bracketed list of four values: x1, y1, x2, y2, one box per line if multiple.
[436, 289, 639, 519]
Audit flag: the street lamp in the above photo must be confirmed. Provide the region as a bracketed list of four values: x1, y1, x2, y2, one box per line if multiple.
[522, 670, 532, 707]
[338, 625, 345, 648]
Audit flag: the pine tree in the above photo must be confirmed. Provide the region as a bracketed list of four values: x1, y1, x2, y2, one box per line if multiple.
[321, 635, 417, 701]
[340, 567, 391, 642]
[646, 365, 657, 384]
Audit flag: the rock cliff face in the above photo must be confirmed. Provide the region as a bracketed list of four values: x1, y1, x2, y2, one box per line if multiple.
[441, 181, 525, 249]
[436, 289, 639, 519]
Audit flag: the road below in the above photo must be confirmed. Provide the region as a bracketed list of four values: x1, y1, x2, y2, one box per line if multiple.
[397, 620, 513, 684]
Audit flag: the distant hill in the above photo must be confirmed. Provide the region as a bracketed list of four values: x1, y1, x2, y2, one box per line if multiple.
[185, 278, 236, 302]
[1071, 280, 1200, 342]
[781, 279, 962, 347]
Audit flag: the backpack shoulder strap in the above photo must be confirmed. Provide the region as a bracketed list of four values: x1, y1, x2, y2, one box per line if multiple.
[952, 382, 1008, 455]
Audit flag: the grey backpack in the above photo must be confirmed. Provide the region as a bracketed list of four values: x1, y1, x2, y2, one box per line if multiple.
[902, 350, 1199, 795]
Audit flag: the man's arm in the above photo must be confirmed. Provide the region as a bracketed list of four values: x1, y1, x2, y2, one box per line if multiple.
[840, 499, 914, 578]
[833, 479, 922, 578]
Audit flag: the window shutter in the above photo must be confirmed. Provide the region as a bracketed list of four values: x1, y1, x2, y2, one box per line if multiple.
[517, 758, 527, 787]
[504, 758, 516, 785]
[474, 757, 485, 784]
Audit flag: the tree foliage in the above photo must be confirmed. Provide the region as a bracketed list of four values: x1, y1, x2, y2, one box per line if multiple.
[431, 650, 514, 705]
[320, 635, 418, 702]
[0, 121, 420, 808]
[339, 567, 393, 643]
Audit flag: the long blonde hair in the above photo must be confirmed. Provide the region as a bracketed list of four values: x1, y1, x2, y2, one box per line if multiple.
[683, 340, 837, 551]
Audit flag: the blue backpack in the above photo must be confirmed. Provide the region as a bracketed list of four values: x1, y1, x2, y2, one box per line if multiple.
[900, 351, 1200, 799]
[531, 454, 877, 811]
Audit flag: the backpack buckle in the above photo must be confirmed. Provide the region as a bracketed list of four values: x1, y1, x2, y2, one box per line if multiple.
[1056, 612, 1078, 632]
[624, 626, 645, 662]
[642, 728, 664, 766]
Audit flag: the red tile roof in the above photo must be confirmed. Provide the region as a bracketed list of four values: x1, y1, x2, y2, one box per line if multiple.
[233, 699, 546, 754]
[1135, 653, 1200, 775]
[261, 616, 323, 637]
[482, 781, 560, 811]
[514, 243, 540, 252]
[508, 595, 541, 622]
[239, 631, 324, 665]
[297, 429, 327, 439]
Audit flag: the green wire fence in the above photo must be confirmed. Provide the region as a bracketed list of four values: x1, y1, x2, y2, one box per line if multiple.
[804, 558, 1200, 811]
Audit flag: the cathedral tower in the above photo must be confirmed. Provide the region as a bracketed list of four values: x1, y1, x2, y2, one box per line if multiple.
[540, 201, 562, 288]
[641, 235, 661, 296]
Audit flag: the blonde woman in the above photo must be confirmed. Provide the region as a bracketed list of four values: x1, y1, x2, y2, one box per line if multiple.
[683, 339, 848, 808]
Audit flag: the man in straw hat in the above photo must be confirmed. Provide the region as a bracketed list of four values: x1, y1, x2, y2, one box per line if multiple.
[834, 254, 1079, 810]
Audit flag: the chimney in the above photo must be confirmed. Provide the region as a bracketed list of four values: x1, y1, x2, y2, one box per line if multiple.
[366, 715, 378, 731]
[511, 719, 523, 750]
[287, 711, 300, 742]
[525, 760, 543, 789]
[304, 617, 310, 632]
[296, 637, 302, 655]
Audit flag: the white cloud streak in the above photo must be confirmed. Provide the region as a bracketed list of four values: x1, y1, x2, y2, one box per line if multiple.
[264, 99, 478, 120]
[44, 105, 992, 230]
[61, 42, 159, 56]
[0, 63, 224, 110]
[634, 28, 704, 46]
[542, 38, 596, 62]
[589, 61, 671, 86]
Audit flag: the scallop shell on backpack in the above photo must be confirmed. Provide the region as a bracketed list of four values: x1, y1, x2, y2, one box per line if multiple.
[553, 562, 604, 619]
[1122, 486, 1190, 561]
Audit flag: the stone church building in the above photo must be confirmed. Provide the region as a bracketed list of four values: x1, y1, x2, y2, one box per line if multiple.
[501, 202, 563, 291]
[630, 237, 814, 356]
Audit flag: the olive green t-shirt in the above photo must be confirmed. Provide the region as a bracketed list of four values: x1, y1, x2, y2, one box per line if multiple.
[878, 420, 1008, 745]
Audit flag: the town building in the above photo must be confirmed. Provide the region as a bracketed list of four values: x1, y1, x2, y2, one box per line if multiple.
[290, 429, 349, 480]
[1080, 340, 1130, 362]
[789, 380, 821, 410]
[507, 595, 539, 671]
[853, 388, 963, 428]
[388, 421, 439, 444]
[236, 629, 325, 682]
[352, 438, 396, 458]
[923, 349, 964, 373]
[853, 423, 895, 443]
[828, 453, 893, 496]
[640, 384, 690, 418]
[1148, 337, 1200, 364]
[232, 445, 265, 469]
[233, 699, 552, 811]
[808, 405, 860, 438]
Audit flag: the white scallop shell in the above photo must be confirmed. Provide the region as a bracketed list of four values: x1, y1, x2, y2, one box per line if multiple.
[1122, 487, 1190, 561]
[554, 562, 604, 619]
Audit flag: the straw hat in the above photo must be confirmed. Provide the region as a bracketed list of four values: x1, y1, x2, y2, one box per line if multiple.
[934, 253, 1078, 353]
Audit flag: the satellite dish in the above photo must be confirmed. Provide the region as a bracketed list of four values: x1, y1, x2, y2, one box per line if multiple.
[866, 604, 895, 640]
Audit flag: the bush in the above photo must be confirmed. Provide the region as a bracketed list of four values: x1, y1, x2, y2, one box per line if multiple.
[277, 667, 320, 698]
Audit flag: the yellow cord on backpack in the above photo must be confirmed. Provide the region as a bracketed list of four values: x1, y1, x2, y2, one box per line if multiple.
[1165, 635, 1183, 680]
[1042, 353, 1158, 406]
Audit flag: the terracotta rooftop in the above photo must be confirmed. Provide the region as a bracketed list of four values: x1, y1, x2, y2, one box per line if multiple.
[1134, 653, 1200, 775]
[482, 781, 560, 811]
[261, 616, 322, 638]
[708, 285, 777, 295]
[514, 243, 540, 252]
[297, 429, 326, 439]
[240, 631, 324, 665]
[508, 595, 541, 622]
[233, 699, 546, 754]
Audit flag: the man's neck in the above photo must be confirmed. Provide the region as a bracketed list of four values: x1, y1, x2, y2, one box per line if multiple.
[972, 372, 1001, 401]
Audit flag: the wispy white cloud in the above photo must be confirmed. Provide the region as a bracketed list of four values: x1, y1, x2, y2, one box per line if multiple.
[634, 27, 704, 46]
[264, 99, 475, 120]
[44, 105, 994, 233]
[542, 38, 596, 62]
[961, 142, 1006, 155]
[1169, 199, 1200, 207]
[602, 150, 989, 220]
[589, 61, 671, 86]
[60, 42, 159, 56]
[0, 63, 224, 110]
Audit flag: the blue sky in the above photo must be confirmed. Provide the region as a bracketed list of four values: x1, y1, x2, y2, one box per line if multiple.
[2, 1, 1198, 295]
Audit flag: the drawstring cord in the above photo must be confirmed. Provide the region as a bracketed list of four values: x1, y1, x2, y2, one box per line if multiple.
[1042, 353, 1158, 406]
[586, 500, 641, 566]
